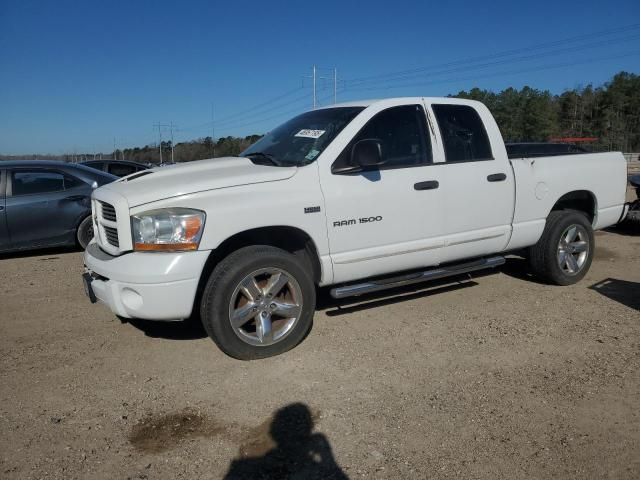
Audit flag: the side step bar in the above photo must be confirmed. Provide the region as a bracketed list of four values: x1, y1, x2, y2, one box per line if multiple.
[330, 256, 505, 299]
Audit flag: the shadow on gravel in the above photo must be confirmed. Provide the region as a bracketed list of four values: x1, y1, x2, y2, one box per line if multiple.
[317, 270, 500, 317]
[0, 245, 78, 260]
[122, 317, 207, 340]
[128, 403, 347, 479]
[225, 403, 348, 480]
[605, 223, 640, 237]
[589, 278, 640, 311]
[497, 256, 549, 285]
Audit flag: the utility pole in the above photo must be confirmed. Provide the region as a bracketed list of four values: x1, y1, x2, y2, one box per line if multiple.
[113, 137, 116, 160]
[169, 121, 175, 163]
[312, 65, 316, 109]
[211, 103, 216, 158]
[153, 123, 164, 165]
[334, 67, 337, 104]
[303, 66, 318, 109]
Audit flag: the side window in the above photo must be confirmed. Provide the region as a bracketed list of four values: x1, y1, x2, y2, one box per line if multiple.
[432, 104, 493, 162]
[12, 170, 66, 196]
[108, 163, 137, 177]
[63, 174, 86, 189]
[84, 162, 105, 171]
[333, 105, 432, 172]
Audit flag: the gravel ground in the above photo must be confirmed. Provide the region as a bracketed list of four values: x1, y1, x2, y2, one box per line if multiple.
[1, 227, 639, 479]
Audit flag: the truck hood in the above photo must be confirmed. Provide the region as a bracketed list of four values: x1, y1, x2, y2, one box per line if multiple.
[99, 156, 297, 207]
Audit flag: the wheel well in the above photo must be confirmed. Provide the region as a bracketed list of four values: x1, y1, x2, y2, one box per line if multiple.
[550, 190, 596, 223]
[191, 226, 322, 319]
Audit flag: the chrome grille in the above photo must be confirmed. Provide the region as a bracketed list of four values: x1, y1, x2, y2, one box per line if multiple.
[100, 201, 117, 221]
[103, 226, 120, 247]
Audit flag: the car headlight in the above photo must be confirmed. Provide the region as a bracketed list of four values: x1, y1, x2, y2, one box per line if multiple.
[131, 208, 206, 251]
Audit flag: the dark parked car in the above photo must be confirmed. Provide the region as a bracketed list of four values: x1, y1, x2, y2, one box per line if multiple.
[626, 174, 640, 226]
[80, 159, 149, 177]
[506, 142, 588, 159]
[0, 161, 116, 254]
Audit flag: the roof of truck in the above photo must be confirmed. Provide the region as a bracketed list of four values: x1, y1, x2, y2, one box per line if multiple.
[318, 96, 483, 110]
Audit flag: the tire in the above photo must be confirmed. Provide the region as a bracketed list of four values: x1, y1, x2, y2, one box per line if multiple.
[200, 245, 316, 360]
[528, 210, 594, 285]
[76, 216, 94, 250]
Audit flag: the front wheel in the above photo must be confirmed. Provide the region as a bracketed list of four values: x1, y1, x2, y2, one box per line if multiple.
[528, 210, 594, 285]
[200, 246, 316, 360]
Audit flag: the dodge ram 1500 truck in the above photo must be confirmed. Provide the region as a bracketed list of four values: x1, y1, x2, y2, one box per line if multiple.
[83, 97, 628, 359]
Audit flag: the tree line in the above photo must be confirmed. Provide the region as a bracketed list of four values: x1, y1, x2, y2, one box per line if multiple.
[119, 134, 262, 164]
[454, 71, 640, 152]
[2, 71, 638, 163]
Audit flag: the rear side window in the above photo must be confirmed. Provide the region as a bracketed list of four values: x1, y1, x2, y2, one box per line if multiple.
[64, 174, 86, 189]
[84, 162, 105, 171]
[333, 105, 432, 172]
[108, 163, 138, 177]
[12, 171, 65, 195]
[432, 104, 493, 162]
[11, 170, 85, 195]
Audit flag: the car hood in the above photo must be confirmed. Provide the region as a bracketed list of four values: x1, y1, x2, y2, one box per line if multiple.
[98, 157, 297, 207]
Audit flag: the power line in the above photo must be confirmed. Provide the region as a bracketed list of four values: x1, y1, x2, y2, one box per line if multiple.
[177, 91, 310, 133]
[337, 31, 640, 95]
[178, 86, 305, 133]
[214, 89, 339, 136]
[343, 33, 640, 91]
[345, 23, 640, 87]
[215, 86, 303, 124]
[179, 67, 338, 135]
[343, 51, 640, 94]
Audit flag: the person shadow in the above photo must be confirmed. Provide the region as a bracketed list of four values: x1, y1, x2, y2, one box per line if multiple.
[224, 403, 349, 480]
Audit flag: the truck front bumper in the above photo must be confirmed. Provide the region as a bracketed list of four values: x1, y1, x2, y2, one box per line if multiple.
[83, 242, 210, 321]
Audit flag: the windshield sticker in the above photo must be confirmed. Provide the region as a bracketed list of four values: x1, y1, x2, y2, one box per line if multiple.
[295, 129, 325, 139]
[305, 149, 320, 160]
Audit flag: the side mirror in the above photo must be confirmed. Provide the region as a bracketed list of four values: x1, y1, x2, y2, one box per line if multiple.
[351, 139, 383, 169]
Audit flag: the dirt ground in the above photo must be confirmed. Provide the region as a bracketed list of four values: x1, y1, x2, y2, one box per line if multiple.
[1, 226, 639, 479]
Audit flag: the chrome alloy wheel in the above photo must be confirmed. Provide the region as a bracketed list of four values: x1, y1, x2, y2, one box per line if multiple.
[557, 224, 589, 275]
[228, 268, 303, 346]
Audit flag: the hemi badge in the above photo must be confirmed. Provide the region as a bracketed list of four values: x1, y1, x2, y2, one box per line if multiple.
[304, 206, 321, 214]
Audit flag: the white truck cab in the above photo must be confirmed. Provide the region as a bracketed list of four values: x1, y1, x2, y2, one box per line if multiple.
[83, 97, 628, 359]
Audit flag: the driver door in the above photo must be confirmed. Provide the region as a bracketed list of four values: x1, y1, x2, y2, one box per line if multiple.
[319, 103, 446, 284]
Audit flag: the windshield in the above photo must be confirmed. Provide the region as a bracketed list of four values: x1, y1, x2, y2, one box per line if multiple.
[241, 106, 364, 166]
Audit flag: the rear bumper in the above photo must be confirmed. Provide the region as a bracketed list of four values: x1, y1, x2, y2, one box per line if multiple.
[83, 242, 210, 320]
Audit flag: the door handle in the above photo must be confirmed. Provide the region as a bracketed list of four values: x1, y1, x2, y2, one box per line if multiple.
[64, 195, 86, 201]
[414, 180, 439, 191]
[487, 173, 507, 182]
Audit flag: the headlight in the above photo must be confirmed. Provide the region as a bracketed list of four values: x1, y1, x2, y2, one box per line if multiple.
[131, 208, 205, 251]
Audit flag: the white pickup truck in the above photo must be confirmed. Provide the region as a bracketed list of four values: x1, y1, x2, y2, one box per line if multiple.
[83, 97, 628, 359]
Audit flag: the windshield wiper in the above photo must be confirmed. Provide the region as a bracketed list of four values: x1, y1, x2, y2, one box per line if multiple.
[244, 152, 281, 166]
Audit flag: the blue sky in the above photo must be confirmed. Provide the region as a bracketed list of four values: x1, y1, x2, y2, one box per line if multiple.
[1, 0, 639, 155]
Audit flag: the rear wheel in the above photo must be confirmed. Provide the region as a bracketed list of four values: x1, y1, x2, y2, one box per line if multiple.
[76, 216, 94, 250]
[528, 210, 594, 285]
[200, 245, 316, 360]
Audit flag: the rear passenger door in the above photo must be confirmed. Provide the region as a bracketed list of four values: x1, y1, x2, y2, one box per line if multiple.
[0, 170, 8, 251]
[430, 103, 515, 262]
